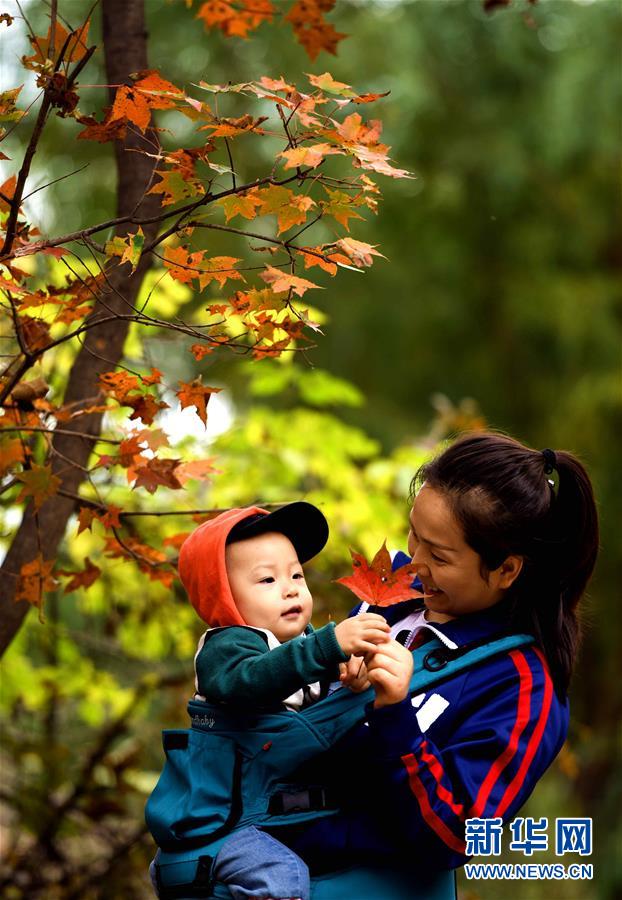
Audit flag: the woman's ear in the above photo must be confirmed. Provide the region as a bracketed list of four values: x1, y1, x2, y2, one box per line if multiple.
[497, 555, 523, 589]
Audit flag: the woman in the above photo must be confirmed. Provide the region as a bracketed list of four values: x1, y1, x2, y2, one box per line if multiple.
[274, 432, 598, 898]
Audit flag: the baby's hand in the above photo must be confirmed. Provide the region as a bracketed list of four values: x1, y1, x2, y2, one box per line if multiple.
[339, 657, 371, 693]
[334, 613, 390, 657]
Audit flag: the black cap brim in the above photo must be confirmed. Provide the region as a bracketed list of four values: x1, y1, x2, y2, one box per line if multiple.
[226, 502, 329, 564]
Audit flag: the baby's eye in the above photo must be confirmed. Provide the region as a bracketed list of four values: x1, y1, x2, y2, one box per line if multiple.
[293, 572, 305, 580]
[260, 576, 275, 584]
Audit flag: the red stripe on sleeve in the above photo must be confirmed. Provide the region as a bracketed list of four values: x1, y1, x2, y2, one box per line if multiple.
[419, 741, 465, 818]
[494, 648, 554, 819]
[402, 753, 467, 855]
[469, 649, 533, 817]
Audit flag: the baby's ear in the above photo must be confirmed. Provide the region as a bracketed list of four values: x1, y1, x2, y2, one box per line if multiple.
[498, 555, 523, 589]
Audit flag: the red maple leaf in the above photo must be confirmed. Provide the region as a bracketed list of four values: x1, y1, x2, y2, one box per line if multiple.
[336, 541, 423, 607]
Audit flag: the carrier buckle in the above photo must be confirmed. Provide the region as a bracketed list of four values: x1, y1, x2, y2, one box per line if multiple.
[268, 786, 335, 815]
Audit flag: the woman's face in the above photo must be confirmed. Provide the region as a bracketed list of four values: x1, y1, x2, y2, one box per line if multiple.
[407, 485, 521, 623]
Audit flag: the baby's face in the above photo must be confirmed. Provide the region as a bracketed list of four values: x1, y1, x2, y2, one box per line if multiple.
[225, 531, 313, 642]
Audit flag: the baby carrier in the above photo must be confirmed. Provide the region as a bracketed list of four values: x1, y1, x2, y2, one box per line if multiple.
[146, 632, 533, 899]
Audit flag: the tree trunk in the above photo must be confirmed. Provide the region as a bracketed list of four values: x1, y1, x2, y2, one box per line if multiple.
[0, 0, 161, 657]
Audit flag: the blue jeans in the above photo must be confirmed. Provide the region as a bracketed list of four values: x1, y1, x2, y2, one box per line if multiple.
[213, 826, 310, 900]
[149, 827, 310, 900]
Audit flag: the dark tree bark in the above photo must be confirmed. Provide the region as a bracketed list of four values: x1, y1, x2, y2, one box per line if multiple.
[0, 0, 162, 657]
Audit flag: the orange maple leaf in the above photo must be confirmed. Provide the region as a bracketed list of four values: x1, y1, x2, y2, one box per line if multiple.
[76, 108, 128, 143]
[163, 245, 205, 283]
[199, 256, 244, 289]
[218, 189, 262, 222]
[176, 458, 220, 485]
[336, 542, 423, 607]
[110, 85, 151, 132]
[0, 175, 16, 213]
[275, 194, 316, 235]
[22, 20, 90, 71]
[16, 555, 57, 615]
[132, 458, 183, 493]
[99, 370, 141, 403]
[133, 70, 183, 110]
[259, 76, 295, 93]
[298, 246, 350, 274]
[60, 557, 101, 594]
[0, 437, 25, 476]
[16, 464, 61, 510]
[202, 114, 267, 138]
[260, 266, 321, 298]
[177, 379, 221, 426]
[190, 343, 216, 360]
[279, 143, 342, 170]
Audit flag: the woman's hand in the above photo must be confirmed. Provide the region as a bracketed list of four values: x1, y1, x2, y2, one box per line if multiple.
[339, 656, 371, 693]
[365, 639, 414, 708]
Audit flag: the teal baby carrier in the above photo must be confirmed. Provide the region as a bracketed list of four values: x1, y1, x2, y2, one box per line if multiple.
[146, 633, 532, 899]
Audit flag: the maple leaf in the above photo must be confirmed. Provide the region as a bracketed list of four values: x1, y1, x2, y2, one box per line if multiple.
[76, 108, 128, 143]
[352, 91, 391, 105]
[22, 20, 90, 72]
[0, 436, 25, 476]
[105, 227, 145, 272]
[319, 188, 364, 231]
[278, 143, 342, 170]
[60, 557, 101, 594]
[333, 112, 383, 146]
[18, 316, 50, 353]
[142, 367, 163, 386]
[0, 175, 16, 213]
[176, 458, 220, 485]
[196, 0, 274, 38]
[335, 237, 386, 268]
[352, 144, 413, 179]
[163, 531, 192, 549]
[15, 555, 57, 615]
[190, 343, 216, 360]
[275, 194, 316, 235]
[297, 245, 350, 275]
[0, 87, 25, 124]
[218, 189, 261, 222]
[77, 506, 97, 535]
[163, 245, 205, 283]
[199, 256, 244, 289]
[126, 394, 169, 426]
[109, 84, 151, 132]
[133, 70, 183, 109]
[296, 22, 347, 61]
[307, 72, 355, 97]
[99, 370, 141, 402]
[336, 543, 423, 607]
[177, 379, 221, 426]
[260, 266, 321, 298]
[202, 114, 267, 138]
[16, 464, 61, 510]
[286, 4, 347, 61]
[148, 169, 205, 206]
[132, 458, 183, 493]
[259, 76, 295, 93]
[98, 505, 122, 529]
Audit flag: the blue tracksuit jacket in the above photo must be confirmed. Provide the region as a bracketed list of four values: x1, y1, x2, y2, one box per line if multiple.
[280, 552, 569, 873]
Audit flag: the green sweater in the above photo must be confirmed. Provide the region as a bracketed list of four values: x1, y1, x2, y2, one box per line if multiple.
[195, 623, 348, 709]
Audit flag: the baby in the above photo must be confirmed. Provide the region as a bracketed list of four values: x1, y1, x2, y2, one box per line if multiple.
[173, 501, 390, 900]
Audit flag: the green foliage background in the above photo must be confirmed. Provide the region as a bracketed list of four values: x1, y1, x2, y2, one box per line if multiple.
[1, 1, 620, 897]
